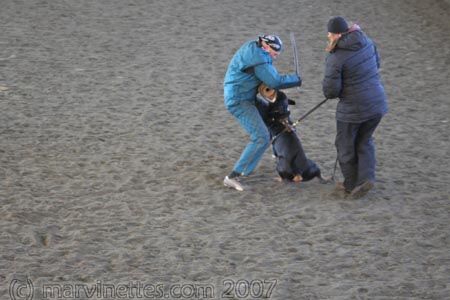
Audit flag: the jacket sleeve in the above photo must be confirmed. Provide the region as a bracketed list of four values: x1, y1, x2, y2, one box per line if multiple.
[322, 56, 342, 99]
[254, 63, 301, 90]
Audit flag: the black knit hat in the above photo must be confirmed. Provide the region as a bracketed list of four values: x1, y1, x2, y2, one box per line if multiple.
[327, 16, 349, 34]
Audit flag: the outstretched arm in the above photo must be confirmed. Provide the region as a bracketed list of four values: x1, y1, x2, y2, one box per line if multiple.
[254, 63, 301, 90]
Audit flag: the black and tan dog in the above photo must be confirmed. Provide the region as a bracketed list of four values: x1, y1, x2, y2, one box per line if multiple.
[256, 84, 329, 183]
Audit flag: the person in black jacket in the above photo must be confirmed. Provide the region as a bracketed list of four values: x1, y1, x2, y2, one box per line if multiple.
[322, 16, 388, 198]
[256, 84, 329, 184]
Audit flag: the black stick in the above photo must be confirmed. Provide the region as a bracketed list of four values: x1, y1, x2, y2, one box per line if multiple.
[270, 98, 330, 144]
[292, 98, 329, 126]
[290, 32, 302, 94]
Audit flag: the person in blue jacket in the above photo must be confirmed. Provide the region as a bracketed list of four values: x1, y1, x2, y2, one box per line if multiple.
[223, 35, 301, 191]
[322, 17, 388, 198]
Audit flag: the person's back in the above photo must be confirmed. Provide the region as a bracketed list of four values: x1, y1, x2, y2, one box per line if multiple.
[224, 40, 271, 106]
[323, 24, 388, 123]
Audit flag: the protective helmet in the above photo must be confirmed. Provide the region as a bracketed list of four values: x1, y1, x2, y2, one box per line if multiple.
[259, 35, 283, 52]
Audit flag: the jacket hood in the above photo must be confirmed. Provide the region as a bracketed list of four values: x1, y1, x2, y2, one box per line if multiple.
[336, 24, 368, 51]
[246, 41, 272, 67]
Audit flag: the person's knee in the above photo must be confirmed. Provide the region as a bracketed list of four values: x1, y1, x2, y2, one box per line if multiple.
[258, 135, 270, 150]
[356, 138, 374, 154]
[336, 143, 356, 164]
[252, 131, 270, 149]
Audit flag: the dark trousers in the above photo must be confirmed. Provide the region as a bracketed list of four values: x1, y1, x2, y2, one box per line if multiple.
[335, 115, 382, 191]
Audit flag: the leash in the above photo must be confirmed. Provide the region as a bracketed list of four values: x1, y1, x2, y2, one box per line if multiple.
[271, 98, 329, 144]
[331, 156, 338, 182]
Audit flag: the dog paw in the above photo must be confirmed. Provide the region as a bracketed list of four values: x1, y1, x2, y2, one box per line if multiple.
[292, 175, 303, 182]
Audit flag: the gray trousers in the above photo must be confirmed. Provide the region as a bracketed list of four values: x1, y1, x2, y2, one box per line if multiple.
[335, 115, 382, 191]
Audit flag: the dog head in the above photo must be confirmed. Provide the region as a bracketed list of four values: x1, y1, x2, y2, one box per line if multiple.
[258, 84, 277, 103]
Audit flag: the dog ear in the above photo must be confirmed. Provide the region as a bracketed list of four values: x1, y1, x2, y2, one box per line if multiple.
[288, 99, 296, 105]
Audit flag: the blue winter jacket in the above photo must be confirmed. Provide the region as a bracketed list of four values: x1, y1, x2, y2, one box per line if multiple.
[322, 27, 388, 123]
[224, 40, 301, 107]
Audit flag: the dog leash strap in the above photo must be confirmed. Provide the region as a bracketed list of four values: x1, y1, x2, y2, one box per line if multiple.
[293, 98, 329, 126]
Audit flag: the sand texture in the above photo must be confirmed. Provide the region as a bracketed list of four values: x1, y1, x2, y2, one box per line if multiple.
[1, 0, 450, 299]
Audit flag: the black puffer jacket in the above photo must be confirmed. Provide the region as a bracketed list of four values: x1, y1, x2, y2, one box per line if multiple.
[322, 25, 388, 123]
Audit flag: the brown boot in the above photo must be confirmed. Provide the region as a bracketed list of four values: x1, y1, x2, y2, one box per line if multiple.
[350, 181, 374, 199]
[329, 181, 350, 198]
[336, 181, 351, 192]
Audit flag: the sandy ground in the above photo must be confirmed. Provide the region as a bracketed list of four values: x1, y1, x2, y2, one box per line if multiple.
[1, 0, 450, 299]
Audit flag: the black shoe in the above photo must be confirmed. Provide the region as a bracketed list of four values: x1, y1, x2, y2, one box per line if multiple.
[350, 181, 374, 199]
